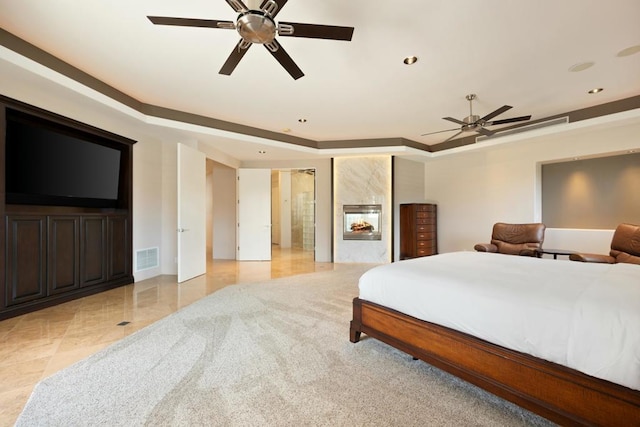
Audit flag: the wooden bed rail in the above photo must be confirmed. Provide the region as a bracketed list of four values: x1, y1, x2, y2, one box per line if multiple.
[350, 297, 640, 426]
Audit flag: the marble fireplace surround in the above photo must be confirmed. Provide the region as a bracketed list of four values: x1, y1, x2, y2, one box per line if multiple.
[333, 156, 392, 263]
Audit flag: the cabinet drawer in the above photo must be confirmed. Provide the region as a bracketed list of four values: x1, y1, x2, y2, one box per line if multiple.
[417, 232, 435, 240]
[416, 205, 436, 212]
[417, 248, 437, 256]
[416, 224, 436, 232]
[416, 218, 436, 225]
[416, 211, 434, 218]
[417, 240, 436, 248]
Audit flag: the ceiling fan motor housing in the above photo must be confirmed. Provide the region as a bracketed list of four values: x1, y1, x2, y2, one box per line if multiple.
[463, 115, 481, 131]
[237, 11, 276, 44]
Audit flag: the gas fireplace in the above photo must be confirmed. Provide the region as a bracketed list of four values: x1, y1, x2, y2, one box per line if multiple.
[343, 204, 382, 240]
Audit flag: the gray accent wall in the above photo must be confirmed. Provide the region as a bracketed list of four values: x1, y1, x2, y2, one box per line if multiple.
[542, 152, 640, 229]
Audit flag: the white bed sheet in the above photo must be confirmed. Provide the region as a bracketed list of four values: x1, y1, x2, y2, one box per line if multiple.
[358, 251, 640, 391]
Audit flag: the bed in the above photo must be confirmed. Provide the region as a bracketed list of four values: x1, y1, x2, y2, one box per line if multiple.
[350, 252, 640, 426]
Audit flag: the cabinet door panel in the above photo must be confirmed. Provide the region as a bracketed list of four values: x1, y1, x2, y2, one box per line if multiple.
[108, 215, 129, 280]
[48, 216, 80, 294]
[80, 216, 107, 287]
[5, 216, 47, 306]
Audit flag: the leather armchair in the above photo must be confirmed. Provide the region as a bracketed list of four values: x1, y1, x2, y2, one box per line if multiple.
[569, 223, 640, 265]
[474, 222, 546, 256]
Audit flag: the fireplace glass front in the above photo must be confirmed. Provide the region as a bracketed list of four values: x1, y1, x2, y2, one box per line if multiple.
[343, 204, 382, 240]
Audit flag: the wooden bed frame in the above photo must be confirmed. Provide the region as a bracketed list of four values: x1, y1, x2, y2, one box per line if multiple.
[350, 297, 640, 426]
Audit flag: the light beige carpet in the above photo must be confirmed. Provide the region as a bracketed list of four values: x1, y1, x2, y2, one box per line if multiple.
[17, 265, 553, 426]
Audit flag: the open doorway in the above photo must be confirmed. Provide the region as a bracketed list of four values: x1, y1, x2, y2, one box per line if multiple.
[206, 162, 317, 264]
[271, 169, 316, 260]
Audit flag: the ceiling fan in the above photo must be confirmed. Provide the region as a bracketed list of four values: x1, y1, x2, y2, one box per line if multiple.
[422, 94, 532, 142]
[147, 0, 354, 80]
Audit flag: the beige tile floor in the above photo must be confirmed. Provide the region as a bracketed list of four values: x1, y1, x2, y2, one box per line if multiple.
[0, 247, 334, 426]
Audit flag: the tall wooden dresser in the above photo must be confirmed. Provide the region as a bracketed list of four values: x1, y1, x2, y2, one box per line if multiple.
[400, 203, 437, 259]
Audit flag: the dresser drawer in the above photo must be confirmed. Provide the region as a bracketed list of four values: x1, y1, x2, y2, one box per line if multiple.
[416, 218, 436, 226]
[416, 211, 434, 218]
[416, 224, 436, 232]
[416, 240, 436, 248]
[417, 232, 435, 240]
[415, 204, 436, 212]
[417, 247, 437, 256]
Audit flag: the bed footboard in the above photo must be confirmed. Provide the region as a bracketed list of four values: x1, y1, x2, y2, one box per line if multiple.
[350, 297, 640, 426]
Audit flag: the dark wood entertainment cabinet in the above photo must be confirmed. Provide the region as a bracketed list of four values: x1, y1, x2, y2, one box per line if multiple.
[1, 95, 135, 320]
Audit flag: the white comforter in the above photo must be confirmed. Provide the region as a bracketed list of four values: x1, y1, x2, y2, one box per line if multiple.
[358, 251, 640, 391]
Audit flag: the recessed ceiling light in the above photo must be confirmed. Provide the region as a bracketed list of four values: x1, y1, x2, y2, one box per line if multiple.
[616, 44, 640, 57]
[568, 62, 594, 72]
[298, 118, 307, 123]
[258, 150, 267, 154]
[403, 56, 418, 65]
[588, 88, 603, 94]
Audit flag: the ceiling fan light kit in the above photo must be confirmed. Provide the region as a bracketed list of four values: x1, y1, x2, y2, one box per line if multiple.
[421, 93, 532, 143]
[148, 0, 354, 80]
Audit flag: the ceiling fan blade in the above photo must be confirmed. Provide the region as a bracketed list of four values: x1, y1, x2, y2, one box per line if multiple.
[261, 0, 288, 18]
[265, 40, 304, 80]
[147, 16, 234, 28]
[219, 40, 252, 76]
[278, 22, 354, 41]
[441, 131, 464, 143]
[225, 0, 248, 13]
[421, 127, 460, 136]
[443, 117, 466, 126]
[486, 115, 532, 126]
[480, 105, 512, 122]
[476, 127, 495, 137]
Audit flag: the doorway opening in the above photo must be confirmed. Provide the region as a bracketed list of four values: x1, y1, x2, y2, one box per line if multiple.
[205, 162, 317, 266]
[271, 169, 316, 261]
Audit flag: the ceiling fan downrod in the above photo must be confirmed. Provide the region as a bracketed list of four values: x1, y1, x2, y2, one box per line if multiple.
[464, 94, 480, 128]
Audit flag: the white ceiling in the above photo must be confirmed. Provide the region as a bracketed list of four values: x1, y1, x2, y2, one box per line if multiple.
[1, 0, 639, 162]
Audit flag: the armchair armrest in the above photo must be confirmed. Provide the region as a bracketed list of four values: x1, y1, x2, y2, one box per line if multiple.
[474, 243, 497, 253]
[519, 248, 538, 257]
[569, 253, 616, 263]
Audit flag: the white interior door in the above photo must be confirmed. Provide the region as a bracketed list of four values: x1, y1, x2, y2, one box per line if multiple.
[237, 168, 272, 261]
[177, 143, 206, 282]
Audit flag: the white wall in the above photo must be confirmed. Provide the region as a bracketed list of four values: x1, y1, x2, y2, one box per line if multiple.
[206, 165, 213, 254]
[211, 161, 236, 259]
[160, 141, 178, 274]
[393, 157, 426, 261]
[132, 138, 163, 281]
[424, 117, 640, 255]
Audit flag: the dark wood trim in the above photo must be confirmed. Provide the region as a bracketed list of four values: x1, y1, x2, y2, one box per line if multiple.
[390, 156, 395, 262]
[350, 297, 640, 426]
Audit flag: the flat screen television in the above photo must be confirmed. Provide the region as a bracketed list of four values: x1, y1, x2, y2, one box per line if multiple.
[4, 109, 123, 208]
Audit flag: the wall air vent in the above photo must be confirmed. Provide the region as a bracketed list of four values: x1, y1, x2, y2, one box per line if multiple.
[475, 116, 569, 142]
[135, 247, 159, 271]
